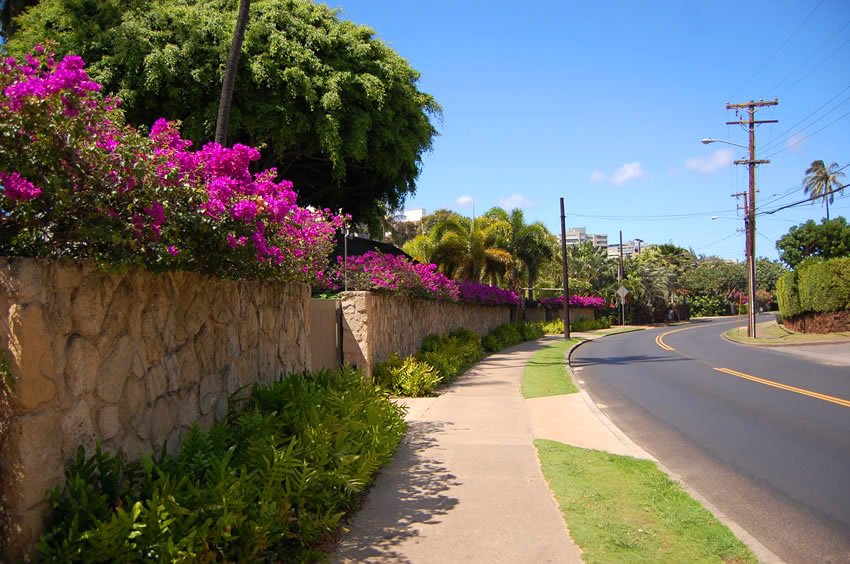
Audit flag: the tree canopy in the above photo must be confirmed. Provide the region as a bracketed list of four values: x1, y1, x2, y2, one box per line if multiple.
[775, 217, 850, 268]
[7, 0, 440, 224]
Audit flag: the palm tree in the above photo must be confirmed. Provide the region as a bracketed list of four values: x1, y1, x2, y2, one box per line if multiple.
[429, 212, 512, 283]
[803, 160, 846, 221]
[215, 0, 251, 146]
[485, 208, 553, 295]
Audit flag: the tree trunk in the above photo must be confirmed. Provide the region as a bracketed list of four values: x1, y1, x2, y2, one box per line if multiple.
[826, 195, 830, 221]
[215, 0, 251, 146]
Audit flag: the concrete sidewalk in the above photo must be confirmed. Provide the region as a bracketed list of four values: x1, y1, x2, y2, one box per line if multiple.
[334, 335, 651, 563]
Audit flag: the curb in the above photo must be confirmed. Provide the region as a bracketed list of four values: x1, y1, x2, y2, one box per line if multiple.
[565, 333, 783, 564]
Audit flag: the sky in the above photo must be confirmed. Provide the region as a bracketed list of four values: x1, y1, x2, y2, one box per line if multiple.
[332, 0, 850, 262]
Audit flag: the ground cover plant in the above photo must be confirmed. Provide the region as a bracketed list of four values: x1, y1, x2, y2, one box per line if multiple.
[535, 440, 756, 563]
[522, 338, 580, 398]
[38, 369, 406, 561]
[540, 317, 612, 335]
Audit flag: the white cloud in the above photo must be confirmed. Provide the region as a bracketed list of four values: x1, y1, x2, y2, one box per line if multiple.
[611, 162, 644, 184]
[590, 162, 644, 185]
[590, 171, 607, 182]
[498, 194, 530, 209]
[684, 149, 735, 173]
[456, 195, 474, 206]
[786, 133, 807, 153]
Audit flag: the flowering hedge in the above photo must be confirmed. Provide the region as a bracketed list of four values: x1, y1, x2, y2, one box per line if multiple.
[329, 251, 460, 301]
[0, 47, 344, 283]
[539, 295, 606, 309]
[326, 251, 519, 306]
[458, 281, 519, 306]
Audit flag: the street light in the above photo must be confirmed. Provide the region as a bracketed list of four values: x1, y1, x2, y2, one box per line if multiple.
[701, 138, 747, 149]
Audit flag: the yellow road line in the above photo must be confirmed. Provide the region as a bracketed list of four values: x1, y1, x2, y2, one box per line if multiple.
[655, 333, 675, 351]
[714, 367, 850, 408]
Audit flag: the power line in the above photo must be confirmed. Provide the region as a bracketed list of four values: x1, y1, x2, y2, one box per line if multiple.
[780, 34, 850, 96]
[760, 86, 850, 152]
[565, 209, 738, 221]
[729, 0, 824, 100]
[769, 18, 850, 94]
[763, 108, 850, 159]
[759, 182, 849, 215]
[695, 231, 741, 251]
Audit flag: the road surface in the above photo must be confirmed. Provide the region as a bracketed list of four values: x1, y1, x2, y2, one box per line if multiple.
[571, 318, 850, 563]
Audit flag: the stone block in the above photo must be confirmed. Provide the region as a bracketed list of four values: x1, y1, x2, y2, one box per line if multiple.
[150, 396, 177, 449]
[7, 303, 57, 410]
[64, 335, 99, 398]
[61, 399, 96, 460]
[145, 363, 168, 402]
[97, 405, 121, 440]
[96, 335, 133, 404]
[15, 411, 64, 511]
[71, 275, 108, 338]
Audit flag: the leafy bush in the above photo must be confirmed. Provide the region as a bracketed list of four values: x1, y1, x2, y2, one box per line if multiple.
[690, 294, 727, 317]
[540, 318, 610, 334]
[776, 258, 850, 319]
[38, 369, 406, 561]
[374, 354, 440, 397]
[417, 329, 484, 382]
[797, 257, 850, 314]
[775, 313, 784, 325]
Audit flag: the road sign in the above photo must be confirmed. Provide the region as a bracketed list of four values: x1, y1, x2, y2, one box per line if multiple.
[616, 285, 629, 299]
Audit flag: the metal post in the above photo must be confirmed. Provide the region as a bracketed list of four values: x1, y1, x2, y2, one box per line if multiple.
[560, 198, 570, 339]
[619, 230, 625, 326]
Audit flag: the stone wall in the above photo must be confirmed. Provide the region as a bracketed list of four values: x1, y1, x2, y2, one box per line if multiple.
[340, 292, 511, 376]
[0, 258, 310, 559]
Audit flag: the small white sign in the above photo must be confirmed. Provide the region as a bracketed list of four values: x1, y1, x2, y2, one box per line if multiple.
[616, 285, 629, 299]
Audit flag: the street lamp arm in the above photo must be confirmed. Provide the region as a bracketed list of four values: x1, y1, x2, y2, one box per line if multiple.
[701, 138, 747, 149]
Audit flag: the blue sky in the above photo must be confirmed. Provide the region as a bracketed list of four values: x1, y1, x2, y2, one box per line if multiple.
[334, 0, 850, 261]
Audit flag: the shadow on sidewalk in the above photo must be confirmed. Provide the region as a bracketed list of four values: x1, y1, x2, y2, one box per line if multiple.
[335, 420, 461, 563]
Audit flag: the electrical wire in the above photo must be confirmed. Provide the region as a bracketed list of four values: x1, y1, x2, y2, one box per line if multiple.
[695, 231, 742, 251]
[759, 182, 849, 215]
[769, 18, 850, 94]
[759, 86, 850, 152]
[763, 108, 850, 159]
[729, 0, 824, 100]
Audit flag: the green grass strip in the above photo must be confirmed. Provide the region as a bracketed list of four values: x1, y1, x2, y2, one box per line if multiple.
[522, 338, 580, 398]
[535, 439, 756, 563]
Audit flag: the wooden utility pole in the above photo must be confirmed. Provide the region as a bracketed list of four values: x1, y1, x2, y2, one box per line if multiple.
[618, 230, 625, 326]
[560, 198, 571, 339]
[725, 98, 778, 338]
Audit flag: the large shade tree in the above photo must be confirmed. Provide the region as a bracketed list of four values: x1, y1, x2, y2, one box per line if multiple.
[803, 160, 845, 221]
[7, 0, 440, 228]
[775, 217, 850, 268]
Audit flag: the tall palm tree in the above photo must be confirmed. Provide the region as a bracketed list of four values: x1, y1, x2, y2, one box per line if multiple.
[485, 208, 553, 294]
[429, 212, 512, 283]
[803, 160, 846, 221]
[215, 0, 251, 146]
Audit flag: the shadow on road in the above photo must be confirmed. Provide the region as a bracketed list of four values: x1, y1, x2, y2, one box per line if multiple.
[570, 354, 688, 367]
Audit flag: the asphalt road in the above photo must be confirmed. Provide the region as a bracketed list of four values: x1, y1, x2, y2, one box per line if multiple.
[571, 318, 850, 563]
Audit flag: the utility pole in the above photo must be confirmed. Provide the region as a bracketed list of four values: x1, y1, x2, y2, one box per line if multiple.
[725, 98, 778, 338]
[731, 191, 749, 319]
[618, 230, 625, 326]
[559, 198, 571, 339]
[635, 238, 643, 253]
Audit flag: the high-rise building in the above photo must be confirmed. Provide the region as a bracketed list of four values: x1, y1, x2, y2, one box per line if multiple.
[565, 227, 608, 249]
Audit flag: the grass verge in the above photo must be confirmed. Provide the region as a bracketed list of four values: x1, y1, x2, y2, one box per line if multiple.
[725, 320, 850, 346]
[522, 338, 580, 398]
[535, 439, 756, 563]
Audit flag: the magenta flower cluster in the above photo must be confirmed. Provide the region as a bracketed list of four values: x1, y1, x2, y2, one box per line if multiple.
[330, 251, 460, 301]
[0, 47, 345, 283]
[458, 282, 519, 306]
[539, 295, 607, 309]
[327, 251, 521, 306]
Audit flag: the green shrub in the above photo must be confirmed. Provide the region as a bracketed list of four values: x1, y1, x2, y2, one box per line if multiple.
[690, 294, 727, 317]
[38, 369, 406, 562]
[540, 318, 610, 334]
[776, 271, 800, 318]
[775, 312, 784, 325]
[797, 257, 850, 314]
[377, 356, 440, 397]
[482, 334, 503, 352]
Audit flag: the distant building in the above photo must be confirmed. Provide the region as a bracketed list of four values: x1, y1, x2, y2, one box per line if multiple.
[401, 208, 426, 223]
[607, 240, 637, 259]
[565, 227, 608, 249]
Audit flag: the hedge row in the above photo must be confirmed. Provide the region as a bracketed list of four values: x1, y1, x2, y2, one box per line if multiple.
[776, 257, 850, 318]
